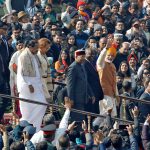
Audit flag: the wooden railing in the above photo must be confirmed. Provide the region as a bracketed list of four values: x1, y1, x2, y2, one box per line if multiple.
[0, 93, 148, 127]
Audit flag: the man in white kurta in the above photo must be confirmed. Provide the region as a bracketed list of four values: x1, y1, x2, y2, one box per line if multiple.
[17, 40, 47, 131]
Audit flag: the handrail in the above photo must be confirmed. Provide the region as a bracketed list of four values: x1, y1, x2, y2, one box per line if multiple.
[52, 82, 150, 105]
[0, 93, 143, 125]
[118, 95, 150, 105]
[52, 81, 66, 86]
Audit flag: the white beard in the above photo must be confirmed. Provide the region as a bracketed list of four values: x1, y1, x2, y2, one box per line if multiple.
[105, 58, 113, 63]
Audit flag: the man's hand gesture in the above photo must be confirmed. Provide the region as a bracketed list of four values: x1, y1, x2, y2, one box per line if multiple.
[131, 106, 139, 118]
[106, 39, 112, 49]
[146, 114, 150, 124]
[0, 124, 6, 133]
[64, 97, 73, 110]
[82, 120, 87, 131]
[126, 124, 133, 136]
[68, 121, 77, 131]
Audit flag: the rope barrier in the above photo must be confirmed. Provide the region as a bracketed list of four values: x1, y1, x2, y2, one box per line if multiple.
[0, 93, 143, 125]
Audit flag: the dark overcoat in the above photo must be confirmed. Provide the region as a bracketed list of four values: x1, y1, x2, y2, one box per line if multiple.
[66, 61, 93, 121]
[83, 59, 104, 114]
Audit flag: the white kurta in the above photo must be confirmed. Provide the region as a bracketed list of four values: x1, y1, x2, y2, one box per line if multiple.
[17, 53, 47, 132]
[99, 95, 117, 117]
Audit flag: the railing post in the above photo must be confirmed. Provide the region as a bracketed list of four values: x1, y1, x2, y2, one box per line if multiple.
[87, 115, 91, 132]
[12, 99, 16, 126]
[122, 98, 126, 120]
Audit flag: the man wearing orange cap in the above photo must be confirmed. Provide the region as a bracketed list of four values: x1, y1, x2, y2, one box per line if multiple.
[97, 40, 118, 117]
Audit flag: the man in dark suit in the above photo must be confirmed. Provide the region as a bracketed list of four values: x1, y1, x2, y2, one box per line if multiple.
[0, 21, 10, 84]
[0, 21, 12, 120]
[83, 48, 104, 114]
[66, 50, 94, 121]
[0, 55, 6, 120]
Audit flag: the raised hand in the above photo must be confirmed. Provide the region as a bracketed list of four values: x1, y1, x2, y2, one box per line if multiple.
[131, 106, 139, 117]
[82, 120, 87, 131]
[126, 124, 133, 135]
[64, 97, 74, 109]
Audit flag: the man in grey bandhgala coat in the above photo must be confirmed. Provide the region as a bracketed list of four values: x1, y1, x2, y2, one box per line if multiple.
[66, 50, 94, 121]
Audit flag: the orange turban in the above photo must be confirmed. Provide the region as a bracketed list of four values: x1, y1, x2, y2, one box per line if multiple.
[107, 46, 117, 57]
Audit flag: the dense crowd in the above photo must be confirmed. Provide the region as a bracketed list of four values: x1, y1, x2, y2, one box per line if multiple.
[0, 0, 150, 149]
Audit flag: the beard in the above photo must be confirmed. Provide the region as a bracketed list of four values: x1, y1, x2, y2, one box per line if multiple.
[105, 58, 113, 63]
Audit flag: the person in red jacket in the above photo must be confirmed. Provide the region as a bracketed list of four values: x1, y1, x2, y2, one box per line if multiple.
[77, 0, 89, 22]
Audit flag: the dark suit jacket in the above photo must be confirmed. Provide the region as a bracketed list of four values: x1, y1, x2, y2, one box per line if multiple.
[66, 61, 94, 120]
[83, 59, 104, 101]
[66, 61, 93, 107]
[0, 38, 12, 83]
[46, 42, 61, 63]
[11, 0, 28, 12]
[0, 60, 4, 91]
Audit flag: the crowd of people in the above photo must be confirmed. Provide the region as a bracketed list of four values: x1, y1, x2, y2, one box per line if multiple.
[0, 0, 150, 149]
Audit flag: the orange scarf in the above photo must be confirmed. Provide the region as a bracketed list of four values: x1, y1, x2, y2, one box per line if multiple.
[78, 10, 89, 18]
